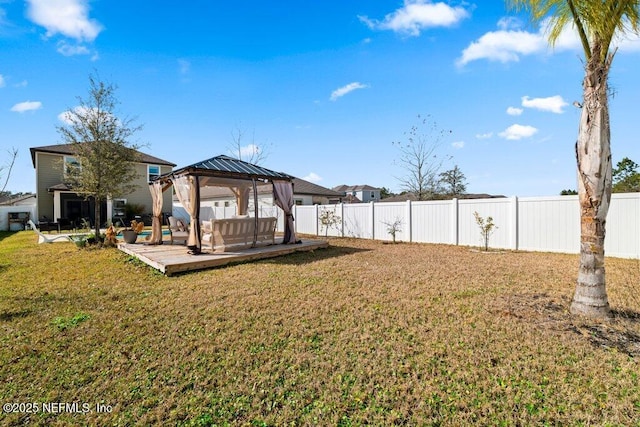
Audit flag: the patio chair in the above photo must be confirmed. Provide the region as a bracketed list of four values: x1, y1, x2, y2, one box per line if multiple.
[168, 216, 189, 245]
[27, 220, 71, 244]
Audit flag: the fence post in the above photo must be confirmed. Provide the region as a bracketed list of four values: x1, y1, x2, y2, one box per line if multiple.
[451, 198, 459, 246]
[370, 201, 375, 240]
[339, 203, 344, 237]
[511, 196, 519, 250]
[406, 199, 412, 243]
[315, 204, 320, 236]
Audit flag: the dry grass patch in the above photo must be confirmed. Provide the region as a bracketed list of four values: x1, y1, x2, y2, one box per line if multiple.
[0, 231, 639, 425]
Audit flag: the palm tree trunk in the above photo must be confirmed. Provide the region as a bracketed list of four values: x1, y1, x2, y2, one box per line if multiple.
[570, 53, 613, 318]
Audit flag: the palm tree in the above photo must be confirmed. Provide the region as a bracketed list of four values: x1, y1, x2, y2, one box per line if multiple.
[507, 0, 639, 318]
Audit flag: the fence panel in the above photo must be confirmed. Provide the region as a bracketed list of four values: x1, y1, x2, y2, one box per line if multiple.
[374, 203, 407, 241]
[411, 200, 453, 244]
[0, 206, 37, 231]
[518, 196, 580, 254]
[458, 198, 513, 249]
[294, 205, 317, 235]
[606, 193, 640, 259]
[343, 204, 372, 239]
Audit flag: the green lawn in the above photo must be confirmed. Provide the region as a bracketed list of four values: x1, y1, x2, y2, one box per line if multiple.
[1, 230, 639, 426]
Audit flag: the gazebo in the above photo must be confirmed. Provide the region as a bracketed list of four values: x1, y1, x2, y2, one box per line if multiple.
[148, 155, 297, 254]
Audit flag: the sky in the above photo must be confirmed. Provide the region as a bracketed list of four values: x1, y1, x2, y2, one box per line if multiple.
[1, 0, 639, 197]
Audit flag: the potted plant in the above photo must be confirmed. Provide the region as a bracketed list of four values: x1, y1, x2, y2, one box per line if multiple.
[121, 220, 144, 244]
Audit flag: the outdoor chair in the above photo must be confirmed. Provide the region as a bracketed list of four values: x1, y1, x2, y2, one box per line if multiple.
[57, 218, 75, 232]
[168, 216, 189, 245]
[27, 220, 71, 244]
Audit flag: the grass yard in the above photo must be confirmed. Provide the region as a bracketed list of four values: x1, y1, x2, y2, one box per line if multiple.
[1, 230, 639, 426]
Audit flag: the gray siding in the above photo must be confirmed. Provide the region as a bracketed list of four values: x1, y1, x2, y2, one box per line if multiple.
[35, 152, 65, 219]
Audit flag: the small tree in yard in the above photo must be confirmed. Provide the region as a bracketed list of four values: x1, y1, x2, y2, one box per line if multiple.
[508, 0, 640, 319]
[57, 73, 143, 241]
[474, 211, 497, 251]
[382, 218, 403, 243]
[318, 208, 341, 237]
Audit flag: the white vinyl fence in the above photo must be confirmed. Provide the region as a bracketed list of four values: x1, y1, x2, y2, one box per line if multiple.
[291, 193, 640, 259]
[0, 206, 37, 231]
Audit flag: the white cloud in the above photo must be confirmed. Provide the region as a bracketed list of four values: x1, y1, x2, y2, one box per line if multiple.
[499, 124, 538, 140]
[178, 59, 190, 75]
[58, 106, 104, 124]
[506, 106, 523, 116]
[26, 0, 102, 42]
[457, 29, 545, 66]
[330, 82, 368, 101]
[451, 141, 465, 149]
[303, 172, 322, 183]
[457, 16, 640, 67]
[239, 144, 260, 158]
[475, 132, 493, 139]
[359, 0, 469, 37]
[521, 95, 568, 114]
[56, 40, 91, 56]
[0, 74, 5, 88]
[11, 101, 42, 113]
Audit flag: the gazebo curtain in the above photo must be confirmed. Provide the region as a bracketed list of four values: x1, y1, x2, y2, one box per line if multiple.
[173, 174, 202, 253]
[273, 180, 297, 244]
[148, 181, 164, 245]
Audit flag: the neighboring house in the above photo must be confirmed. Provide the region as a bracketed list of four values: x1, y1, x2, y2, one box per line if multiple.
[333, 184, 381, 203]
[0, 193, 36, 206]
[30, 144, 175, 226]
[174, 177, 343, 220]
[380, 192, 506, 202]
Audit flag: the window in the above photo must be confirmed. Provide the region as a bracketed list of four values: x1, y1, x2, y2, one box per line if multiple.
[371, 191, 375, 199]
[64, 156, 81, 176]
[295, 199, 303, 206]
[148, 165, 160, 181]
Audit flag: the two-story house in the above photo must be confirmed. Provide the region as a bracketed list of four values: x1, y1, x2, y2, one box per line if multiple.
[332, 184, 381, 203]
[30, 144, 175, 226]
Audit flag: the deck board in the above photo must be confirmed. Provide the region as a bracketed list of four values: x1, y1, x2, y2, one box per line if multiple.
[117, 239, 328, 275]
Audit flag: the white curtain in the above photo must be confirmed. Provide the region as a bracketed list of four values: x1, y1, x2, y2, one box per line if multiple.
[173, 174, 201, 253]
[273, 180, 297, 244]
[148, 181, 164, 245]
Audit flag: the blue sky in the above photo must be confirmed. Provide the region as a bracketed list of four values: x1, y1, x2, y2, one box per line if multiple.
[2, 0, 639, 197]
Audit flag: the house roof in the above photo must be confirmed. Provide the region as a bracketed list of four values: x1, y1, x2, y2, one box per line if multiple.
[380, 192, 506, 202]
[0, 193, 36, 205]
[333, 184, 381, 192]
[29, 143, 176, 168]
[292, 178, 343, 197]
[192, 176, 341, 201]
[167, 155, 292, 182]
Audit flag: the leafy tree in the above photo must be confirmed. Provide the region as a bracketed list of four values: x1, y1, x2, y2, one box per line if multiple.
[612, 157, 640, 192]
[57, 73, 143, 240]
[393, 115, 452, 201]
[439, 165, 467, 196]
[508, 0, 640, 318]
[380, 187, 396, 199]
[560, 189, 578, 195]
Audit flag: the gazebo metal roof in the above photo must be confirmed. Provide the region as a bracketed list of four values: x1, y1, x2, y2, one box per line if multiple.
[163, 155, 292, 182]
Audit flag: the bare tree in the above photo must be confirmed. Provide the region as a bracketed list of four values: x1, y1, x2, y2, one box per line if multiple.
[0, 147, 18, 193]
[57, 73, 143, 240]
[393, 115, 452, 201]
[227, 125, 271, 165]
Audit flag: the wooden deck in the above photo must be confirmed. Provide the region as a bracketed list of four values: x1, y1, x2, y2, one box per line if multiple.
[117, 239, 329, 275]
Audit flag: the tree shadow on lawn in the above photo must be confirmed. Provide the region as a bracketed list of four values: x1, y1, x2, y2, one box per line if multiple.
[261, 243, 371, 266]
[0, 231, 17, 243]
[0, 309, 32, 322]
[494, 293, 640, 358]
